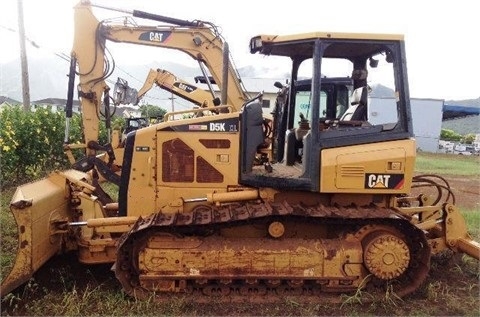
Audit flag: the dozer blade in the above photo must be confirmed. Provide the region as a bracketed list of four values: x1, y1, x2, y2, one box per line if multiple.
[0, 170, 82, 297]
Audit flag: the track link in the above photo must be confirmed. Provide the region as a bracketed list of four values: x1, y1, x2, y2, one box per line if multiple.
[115, 200, 430, 302]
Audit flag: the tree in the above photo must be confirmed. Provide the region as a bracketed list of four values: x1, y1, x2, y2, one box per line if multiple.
[139, 104, 167, 119]
[440, 129, 462, 141]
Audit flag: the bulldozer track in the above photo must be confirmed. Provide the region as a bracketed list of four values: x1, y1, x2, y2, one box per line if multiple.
[115, 200, 431, 303]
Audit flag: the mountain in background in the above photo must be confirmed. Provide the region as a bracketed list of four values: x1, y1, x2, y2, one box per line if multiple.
[369, 84, 395, 98]
[2, 56, 479, 111]
[0, 56, 69, 102]
[0, 56, 289, 110]
[442, 116, 480, 135]
[0, 57, 214, 106]
[446, 97, 480, 108]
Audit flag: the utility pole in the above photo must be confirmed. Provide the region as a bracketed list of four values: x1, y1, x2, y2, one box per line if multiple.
[18, 0, 31, 111]
[169, 92, 175, 112]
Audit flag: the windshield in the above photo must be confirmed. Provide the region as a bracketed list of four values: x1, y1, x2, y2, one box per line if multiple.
[294, 42, 398, 127]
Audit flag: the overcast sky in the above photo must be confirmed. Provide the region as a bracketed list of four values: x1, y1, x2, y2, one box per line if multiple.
[1, 0, 479, 100]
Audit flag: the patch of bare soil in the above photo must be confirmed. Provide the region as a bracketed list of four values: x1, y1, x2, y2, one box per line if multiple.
[412, 173, 480, 210]
[446, 175, 480, 210]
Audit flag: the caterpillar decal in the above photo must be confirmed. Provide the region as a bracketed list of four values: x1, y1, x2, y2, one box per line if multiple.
[139, 31, 172, 43]
[365, 173, 405, 189]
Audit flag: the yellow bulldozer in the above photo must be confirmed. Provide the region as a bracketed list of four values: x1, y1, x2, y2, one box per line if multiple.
[1, 1, 478, 301]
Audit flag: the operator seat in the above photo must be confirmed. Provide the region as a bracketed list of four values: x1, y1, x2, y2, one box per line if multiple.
[241, 102, 265, 173]
[340, 86, 368, 121]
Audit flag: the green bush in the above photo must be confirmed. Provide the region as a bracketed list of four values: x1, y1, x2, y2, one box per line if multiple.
[0, 106, 113, 187]
[440, 129, 462, 141]
[463, 133, 476, 145]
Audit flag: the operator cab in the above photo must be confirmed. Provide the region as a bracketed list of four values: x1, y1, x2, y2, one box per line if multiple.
[240, 32, 412, 191]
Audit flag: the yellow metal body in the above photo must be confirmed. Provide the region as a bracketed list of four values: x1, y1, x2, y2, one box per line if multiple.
[101, 25, 247, 109]
[1, 171, 80, 296]
[136, 68, 218, 108]
[65, 1, 248, 171]
[320, 139, 416, 194]
[122, 112, 242, 217]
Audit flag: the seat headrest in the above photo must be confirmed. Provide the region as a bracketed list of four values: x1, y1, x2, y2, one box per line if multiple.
[350, 86, 368, 106]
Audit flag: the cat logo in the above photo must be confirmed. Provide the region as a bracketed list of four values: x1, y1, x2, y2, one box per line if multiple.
[365, 173, 404, 189]
[149, 32, 164, 41]
[138, 31, 172, 43]
[174, 82, 196, 93]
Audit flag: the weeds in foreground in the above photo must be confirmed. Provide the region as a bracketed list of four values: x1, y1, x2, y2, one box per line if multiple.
[1, 278, 44, 314]
[340, 275, 373, 307]
[425, 281, 446, 301]
[340, 276, 404, 316]
[451, 254, 480, 278]
[382, 283, 403, 307]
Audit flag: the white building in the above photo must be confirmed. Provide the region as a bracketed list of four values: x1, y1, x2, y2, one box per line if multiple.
[32, 98, 81, 114]
[411, 99, 444, 152]
[368, 97, 444, 153]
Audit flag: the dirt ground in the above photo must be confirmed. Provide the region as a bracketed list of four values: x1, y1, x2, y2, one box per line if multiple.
[443, 175, 480, 210]
[1, 174, 479, 316]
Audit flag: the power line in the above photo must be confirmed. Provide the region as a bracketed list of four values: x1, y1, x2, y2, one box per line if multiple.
[114, 66, 144, 85]
[1, 24, 39, 48]
[1, 23, 70, 64]
[1, 23, 201, 112]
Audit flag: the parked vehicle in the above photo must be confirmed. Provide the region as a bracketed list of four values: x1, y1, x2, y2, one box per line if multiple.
[438, 140, 454, 153]
[454, 144, 473, 155]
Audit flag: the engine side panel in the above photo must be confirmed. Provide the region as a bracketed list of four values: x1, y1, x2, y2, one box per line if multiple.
[320, 139, 416, 194]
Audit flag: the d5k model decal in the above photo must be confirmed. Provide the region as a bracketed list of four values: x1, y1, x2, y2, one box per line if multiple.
[159, 118, 239, 133]
[364, 173, 404, 189]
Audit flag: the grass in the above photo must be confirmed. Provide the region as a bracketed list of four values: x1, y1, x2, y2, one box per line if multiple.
[0, 187, 17, 281]
[1, 152, 479, 316]
[415, 152, 480, 176]
[462, 209, 480, 240]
